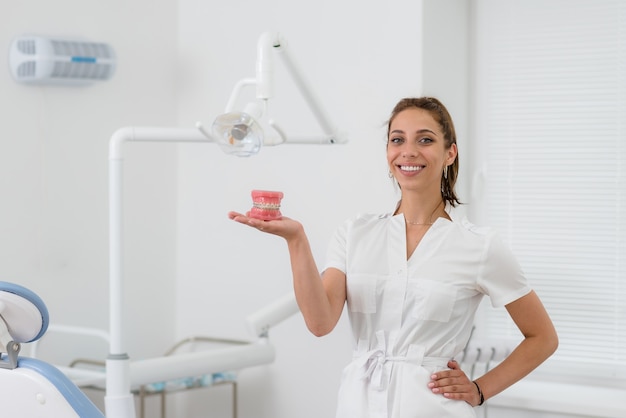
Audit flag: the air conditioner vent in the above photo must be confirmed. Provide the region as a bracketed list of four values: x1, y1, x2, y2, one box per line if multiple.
[16, 61, 36, 77]
[17, 39, 36, 55]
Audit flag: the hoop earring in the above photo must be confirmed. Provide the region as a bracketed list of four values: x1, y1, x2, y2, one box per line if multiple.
[388, 170, 394, 179]
[443, 165, 448, 180]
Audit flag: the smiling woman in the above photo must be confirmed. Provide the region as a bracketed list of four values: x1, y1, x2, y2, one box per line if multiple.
[229, 96, 558, 418]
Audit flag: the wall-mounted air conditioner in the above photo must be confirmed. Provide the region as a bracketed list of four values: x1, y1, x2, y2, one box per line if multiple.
[9, 35, 116, 86]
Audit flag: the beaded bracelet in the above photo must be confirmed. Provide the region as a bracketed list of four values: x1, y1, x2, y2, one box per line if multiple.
[472, 380, 485, 406]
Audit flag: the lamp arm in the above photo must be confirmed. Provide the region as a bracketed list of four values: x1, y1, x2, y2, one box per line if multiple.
[109, 127, 211, 159]
[107, 126, 214, 418]
[245, 292, 299, 338]
[255, 32, 346, 144]
[275, 46, 333, 135]
[224, 77, 257, 113]
[129, 343, 274, 387]
[271, 37, 345, 143]
[265, 121, 339, 145]
[256, 32, 278, 100]
[266, 120, 287, 145]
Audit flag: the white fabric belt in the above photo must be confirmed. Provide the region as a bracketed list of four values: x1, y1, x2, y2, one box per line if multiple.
[351, 331, 450, 418]
[353, 330, 450, 391]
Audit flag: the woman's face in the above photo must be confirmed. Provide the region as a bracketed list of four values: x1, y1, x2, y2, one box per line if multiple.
[387, 107, 457, 195]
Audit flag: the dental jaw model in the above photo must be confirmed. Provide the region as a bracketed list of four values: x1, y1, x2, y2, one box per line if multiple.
[248, 190, 284, 220]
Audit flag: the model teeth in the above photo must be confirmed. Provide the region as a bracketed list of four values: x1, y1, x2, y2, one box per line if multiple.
[400, 165, 422, 171]
[253, 202, 281, 210]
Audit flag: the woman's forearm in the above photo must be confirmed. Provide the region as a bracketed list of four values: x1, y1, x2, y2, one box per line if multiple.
[476, 290, 559, 401]
[475, 332, 558, 401]
[287, 230, 344, 336]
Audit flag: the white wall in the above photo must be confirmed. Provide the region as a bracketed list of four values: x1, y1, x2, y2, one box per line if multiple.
[173, 1, 468, 418]
[0, 0, 179, 363]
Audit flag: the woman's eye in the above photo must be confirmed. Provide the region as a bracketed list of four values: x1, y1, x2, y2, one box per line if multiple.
[389, 137, 403, 144]
[419, 137, 433, 144]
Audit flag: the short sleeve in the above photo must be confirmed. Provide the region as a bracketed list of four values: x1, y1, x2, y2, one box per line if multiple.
[478, 232, 532, 307]
[323, 218, 349, 275]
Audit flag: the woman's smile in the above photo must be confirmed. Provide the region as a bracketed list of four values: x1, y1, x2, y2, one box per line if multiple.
[397, 164, 425, 174]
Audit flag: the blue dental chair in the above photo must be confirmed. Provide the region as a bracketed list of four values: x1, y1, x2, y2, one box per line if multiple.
[0, 281, 104, 417]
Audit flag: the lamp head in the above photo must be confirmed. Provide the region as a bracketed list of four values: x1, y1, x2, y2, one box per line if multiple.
[211, 110, 263, 157]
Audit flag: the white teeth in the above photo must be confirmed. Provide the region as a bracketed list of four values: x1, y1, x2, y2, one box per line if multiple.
[400, 165, 422, 172]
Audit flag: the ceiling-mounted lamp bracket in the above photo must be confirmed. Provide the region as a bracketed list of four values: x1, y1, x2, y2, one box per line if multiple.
[196, 31, 347, 156]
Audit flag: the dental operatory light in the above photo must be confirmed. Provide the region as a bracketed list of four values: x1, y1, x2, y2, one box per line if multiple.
[210, 102, 264, 156]
[196, 31, 347, 156]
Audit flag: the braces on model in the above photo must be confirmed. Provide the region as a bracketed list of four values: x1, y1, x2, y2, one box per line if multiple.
[253, 202, 281, 210]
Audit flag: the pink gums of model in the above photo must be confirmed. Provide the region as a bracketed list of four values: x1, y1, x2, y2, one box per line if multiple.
[248, 190, 284, 220]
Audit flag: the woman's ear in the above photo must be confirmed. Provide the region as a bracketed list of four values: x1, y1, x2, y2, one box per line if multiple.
[447, 143, 458, 165]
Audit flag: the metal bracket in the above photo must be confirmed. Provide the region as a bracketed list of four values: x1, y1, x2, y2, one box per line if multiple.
[0, 314, 21, 369]
[0, 339, 21, 370]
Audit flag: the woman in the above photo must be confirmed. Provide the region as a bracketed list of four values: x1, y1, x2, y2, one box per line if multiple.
[229, 97, 558, 417]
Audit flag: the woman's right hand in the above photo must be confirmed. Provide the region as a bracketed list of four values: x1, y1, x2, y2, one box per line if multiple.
[227, 211, 304, 241]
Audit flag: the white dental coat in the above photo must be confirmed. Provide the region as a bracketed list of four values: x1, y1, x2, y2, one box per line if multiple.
[324, 211, 531, 418]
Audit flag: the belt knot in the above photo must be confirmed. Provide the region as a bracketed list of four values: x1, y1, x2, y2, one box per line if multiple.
[354, 331, 406, 391]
